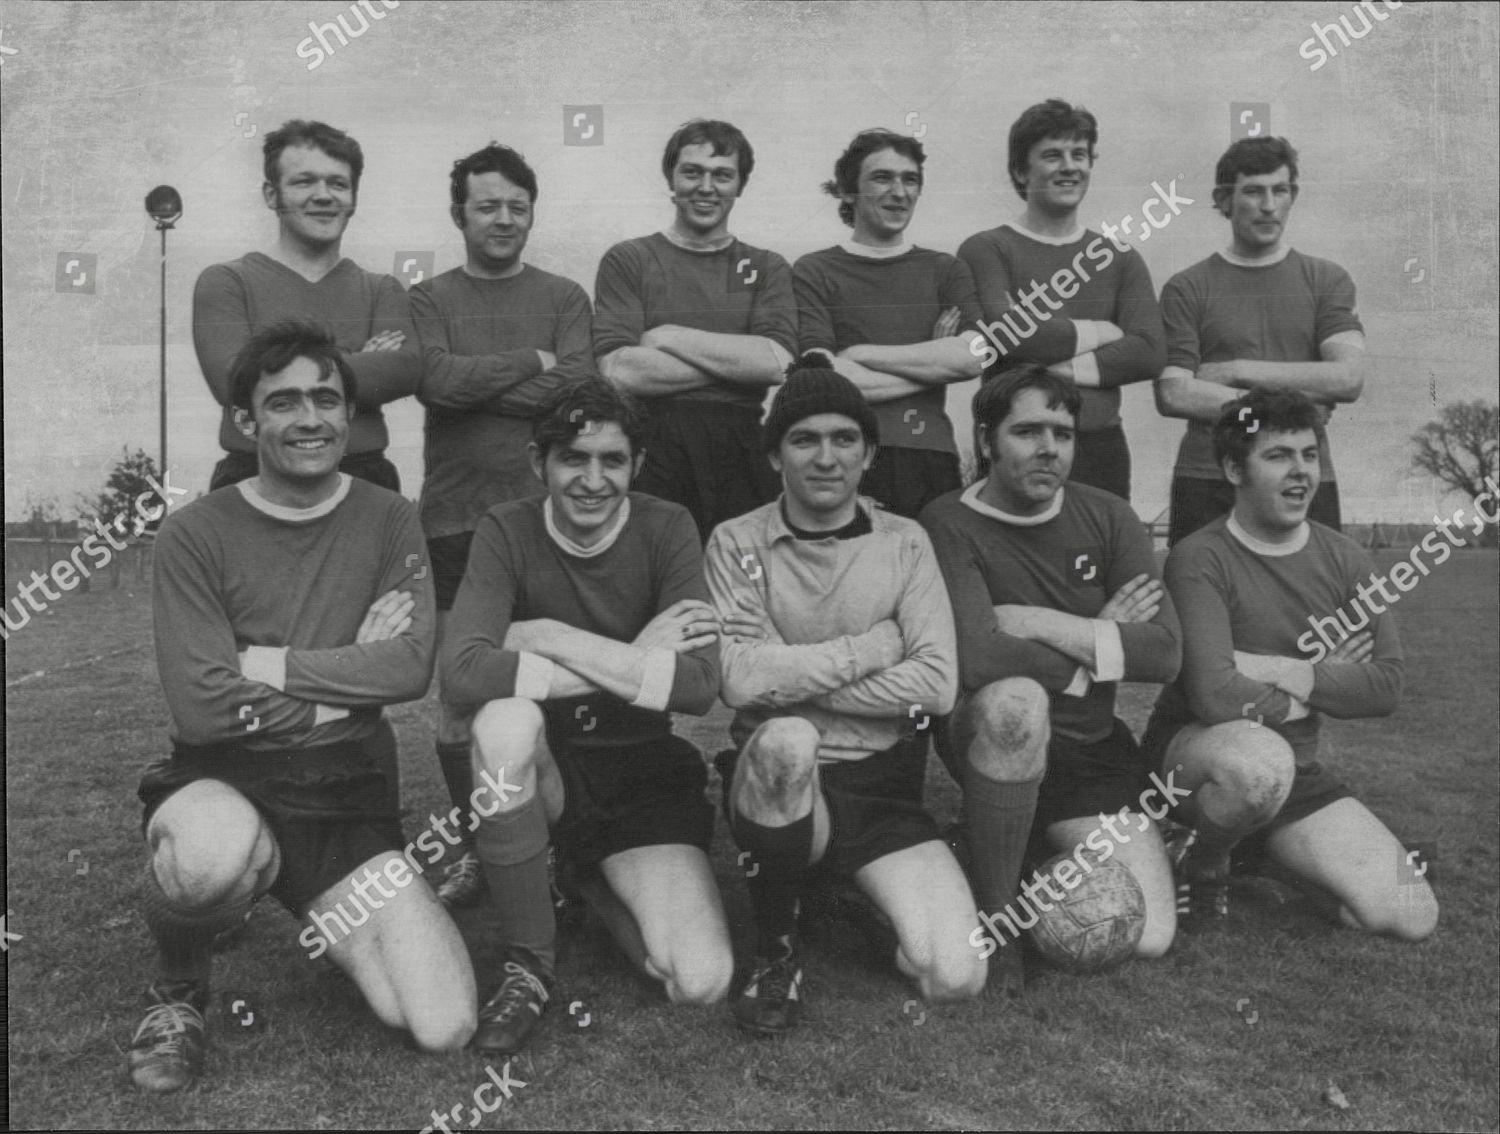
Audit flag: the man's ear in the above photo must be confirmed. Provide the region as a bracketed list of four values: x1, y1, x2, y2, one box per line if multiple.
[527, 441, 545, 484]
[1222, 455, 1245, 486]
[450, 204, 465, 231]
[234, 407, 257, 437]
[631, 450, 646, 481]
[263, 182, 279, 213]
[1211, 186, 1233, 217]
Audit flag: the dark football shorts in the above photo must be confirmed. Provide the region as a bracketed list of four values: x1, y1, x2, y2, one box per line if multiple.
[426, 531, 476, 611]
[1169, 475, 1341, 546]
[1032, 717, 1154, 833]
[137, 739, 404, 918]
[861, 448, 961, 521]
[549, 731, 716, 876]
[631, 401, 779, 543]
[715, 734, 940, 876]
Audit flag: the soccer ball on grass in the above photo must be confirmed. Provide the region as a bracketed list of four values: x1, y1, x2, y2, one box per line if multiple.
[1026, 853, 1145, 972]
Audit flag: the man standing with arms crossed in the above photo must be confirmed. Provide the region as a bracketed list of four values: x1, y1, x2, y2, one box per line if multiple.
[129, 321, 472, 1093]
[594, 119, 797, 541]
[959, 99, 1165, 501]
[1155, 136, 1365, 544]
[793, 128, 987, 519]
[410, 142, 596, 908]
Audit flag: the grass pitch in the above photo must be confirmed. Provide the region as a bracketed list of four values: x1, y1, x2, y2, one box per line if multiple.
[4, 551, 1497, 1130]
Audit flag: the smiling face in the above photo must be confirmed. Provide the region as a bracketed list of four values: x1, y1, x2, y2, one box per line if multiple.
[239, 355, 351, 495]
[847, 147, 922, 245]
[1220, 165, 1297, 258]
[455, 170, 533, 276]
[1017, 133, 1092, 218]
[528, 421, 642, 548]
[264, 144, 356, 250]
[669, 142, 742, 241]
[979, 387, 1075, 516]
[770, 412, 874, 531]
[1227, 427, 1320, 538]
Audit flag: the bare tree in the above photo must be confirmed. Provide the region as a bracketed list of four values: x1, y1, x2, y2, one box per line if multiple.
[1410, 400, 1498, 502]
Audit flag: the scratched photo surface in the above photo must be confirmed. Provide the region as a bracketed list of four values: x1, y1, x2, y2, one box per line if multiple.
[1, 2, 1497, 1131]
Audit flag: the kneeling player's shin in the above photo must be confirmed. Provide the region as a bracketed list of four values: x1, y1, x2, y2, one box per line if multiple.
[473, 798, 555, 970]
[730, 808, 814, 945]
[142, 863, 253, 987]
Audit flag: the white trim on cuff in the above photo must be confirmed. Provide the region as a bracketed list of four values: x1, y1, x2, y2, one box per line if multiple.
[313, 703, 350, 727]
[1073, 320, 1101, 355]
[631, 647, 677, 712]
[514, 652, 556, 702]
[1071, 351, 1102, 388]
[1090, 621, 1125, 683]
[241, 645, 288, 691]
[1062, 666, 1092, 698]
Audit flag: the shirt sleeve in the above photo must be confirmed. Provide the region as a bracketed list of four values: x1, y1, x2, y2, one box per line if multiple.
[705, 528, 904, 710]
[1091, 249, 1166, 389]
[1312, 258, 1364, 343]
[483, 282, 598, 417]
[277, 498, 436, 704]
[191, 263, 251, 409]
[811, 527, 957, 718]
[750, 250, 799, 356]
[646, 506, 722, 715]
[919, 504, 1082, 693]
[592, 242, 646, 358]
[345, 277, 422, 408]
[439, 511, 526, 708]
[153, 513, 320, 746]
[1105, 500, 1181, 683]
[792, 257, 838, 355]
[1307, 550, 1403, 717]
[411, 280, 547, 411]
[955, 230, 1080, 366]
[1167, 543, 1304, 726]
[1160, 271, 1203, 372]
[941, 255, 987, 336]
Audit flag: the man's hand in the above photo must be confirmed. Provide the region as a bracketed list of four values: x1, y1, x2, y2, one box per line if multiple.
[535, 350, 558, 371]
[1097, 574, 1164, 624]
[356, 589, 415, 643]
[1326, 628, 1374, 664]
[361, 330, 406, 353]
[633, 599, 719, 653]
[722, 593, 780, 643]
[932, 306, 961, 340]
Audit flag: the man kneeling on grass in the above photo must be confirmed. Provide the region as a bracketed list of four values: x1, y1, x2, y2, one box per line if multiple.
[441, 378, 731, 1059]
[705, 355, 983, 1036]
[1141, 387, 1438, 939]
[130, 320, 474, 1093]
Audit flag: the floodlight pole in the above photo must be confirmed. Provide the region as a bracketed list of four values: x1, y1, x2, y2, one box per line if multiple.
[144, 185, 182, 482]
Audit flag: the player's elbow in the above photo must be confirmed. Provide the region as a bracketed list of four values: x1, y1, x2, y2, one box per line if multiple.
[1154, 375, 1191, 419]
[1331, 367, 1364, 404]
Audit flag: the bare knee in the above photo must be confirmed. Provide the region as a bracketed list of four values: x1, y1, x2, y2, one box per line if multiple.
[1352, 886, 1439, 943]
[150, 782, 267, 903]
[662, 948, 733, 1005]
[1190, 722, 1295, 826]
[744, 717, 820, 795]
[965, 679, 1050, 781]
[915, 951, 986, 1003]
[1136, 918, 1176, 959]
[471, 698, 545, 773]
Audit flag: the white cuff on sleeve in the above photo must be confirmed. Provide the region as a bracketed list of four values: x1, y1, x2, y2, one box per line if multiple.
[1281, 660, 1316, 702]
[514, 652, 556, 702]
[241, 646, 288, 691]
[1073, 320, 1100, 355]
[313, 703, 350, 726]
[631, 647, 677, 712]
[1283, 697, 1311, 722]
[1062, 666, 1092, 698]
[1089, 621, 1126, 683]
[1071, 351, 1102, 388]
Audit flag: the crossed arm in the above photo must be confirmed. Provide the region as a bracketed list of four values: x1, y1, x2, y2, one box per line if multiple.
[599, 325, 792, 397]
[808, 306, 986, 404]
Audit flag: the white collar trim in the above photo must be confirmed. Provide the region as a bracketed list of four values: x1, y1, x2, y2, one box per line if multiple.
[544, 496, 631, 557]
[960, 480, 1065, 526]
[1226, 512, 1309, 556]
[839, 239, 911, 259]
[1006, 218, 1086, 246]
[1219, 245, 1293, 268]
[237, 473, 351, 521]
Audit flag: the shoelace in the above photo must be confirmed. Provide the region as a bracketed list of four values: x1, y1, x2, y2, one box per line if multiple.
[485, 962, 549, 1019]
[754, 955, 800, 1000]
[447, 856, 482, 882]
[134, 1001, 202, 1051]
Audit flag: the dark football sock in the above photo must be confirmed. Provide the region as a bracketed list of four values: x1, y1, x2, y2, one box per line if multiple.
[142, 863, 252, 989]
[435, 741, 476, 849]
[731, 810, 815, 948]
[962, 762, 1042, 920]
[473, 797, 555, 974]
